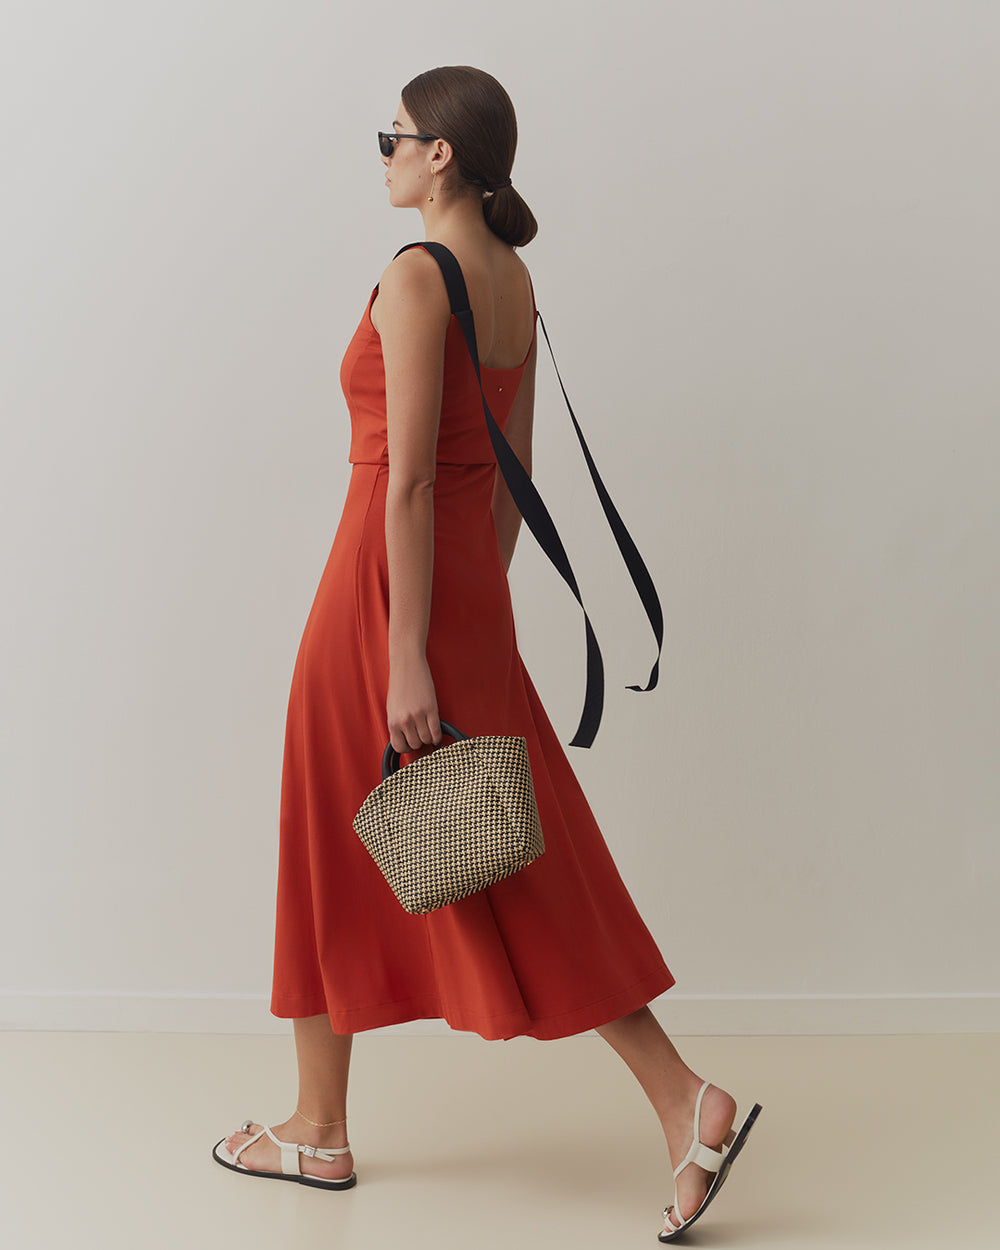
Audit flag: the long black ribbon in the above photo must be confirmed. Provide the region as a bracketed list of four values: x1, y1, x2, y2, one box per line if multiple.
[536, 314, 663, 694]
[391, 241, 662, 747]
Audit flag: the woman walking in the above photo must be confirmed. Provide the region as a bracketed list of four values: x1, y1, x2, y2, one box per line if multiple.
[212, 65, 759, 1241]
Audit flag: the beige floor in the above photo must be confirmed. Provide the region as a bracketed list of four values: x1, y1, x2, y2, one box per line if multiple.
[0, 1029, 995, 1249]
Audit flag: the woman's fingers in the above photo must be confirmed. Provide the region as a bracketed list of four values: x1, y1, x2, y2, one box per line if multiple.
[386, 656, 440, 754]
[389, 712, 441, 754]
[388, 723, 417, 753]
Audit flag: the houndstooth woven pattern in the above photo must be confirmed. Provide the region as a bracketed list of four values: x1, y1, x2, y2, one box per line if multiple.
[352, 736, 545, 914]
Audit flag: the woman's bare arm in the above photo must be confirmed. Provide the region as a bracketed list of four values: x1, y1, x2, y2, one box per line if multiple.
[376, 251, 451, 753]
[491, 334, 537, 572]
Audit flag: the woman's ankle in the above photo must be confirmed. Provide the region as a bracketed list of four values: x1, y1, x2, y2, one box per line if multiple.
[284, 1111, 349, 1147]
[654, 1071, 704, 1126]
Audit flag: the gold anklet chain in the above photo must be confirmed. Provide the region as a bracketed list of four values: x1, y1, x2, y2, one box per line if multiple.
[295, 1107, 347, 1127]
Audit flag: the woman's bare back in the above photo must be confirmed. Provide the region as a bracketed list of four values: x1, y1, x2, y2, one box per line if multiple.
[432, 233, 534, 369]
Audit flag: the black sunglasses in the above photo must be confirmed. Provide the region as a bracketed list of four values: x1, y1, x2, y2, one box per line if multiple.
[378, 130, 438, 158]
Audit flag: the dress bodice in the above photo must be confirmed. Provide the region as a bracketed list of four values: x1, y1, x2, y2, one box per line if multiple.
[341, 287, 537, 466]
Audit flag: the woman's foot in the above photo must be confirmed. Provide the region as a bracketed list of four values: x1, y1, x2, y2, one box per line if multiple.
[223, 1114, 354, 1182]
[661, 1080, 737, 1233]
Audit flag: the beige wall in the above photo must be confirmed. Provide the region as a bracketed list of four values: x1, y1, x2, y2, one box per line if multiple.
[2, 0, 997, 1034]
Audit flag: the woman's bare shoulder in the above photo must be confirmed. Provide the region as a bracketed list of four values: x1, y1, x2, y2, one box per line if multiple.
[378, 246, 449, 306]
[372, 246, 450, 333]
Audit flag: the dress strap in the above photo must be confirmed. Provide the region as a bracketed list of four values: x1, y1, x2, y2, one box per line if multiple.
[392, 240, 662, 748]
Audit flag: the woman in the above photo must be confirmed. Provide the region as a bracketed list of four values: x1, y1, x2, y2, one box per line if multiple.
[212, 66, 759, 1242]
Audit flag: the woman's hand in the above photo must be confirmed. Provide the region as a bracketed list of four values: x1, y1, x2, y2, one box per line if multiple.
[386, 652, 441, 754]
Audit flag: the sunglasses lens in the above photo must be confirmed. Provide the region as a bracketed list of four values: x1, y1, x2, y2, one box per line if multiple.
[378, 133, 394, 157]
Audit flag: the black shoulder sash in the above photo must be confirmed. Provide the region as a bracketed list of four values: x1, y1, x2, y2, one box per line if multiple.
[392, 240, 663, 748]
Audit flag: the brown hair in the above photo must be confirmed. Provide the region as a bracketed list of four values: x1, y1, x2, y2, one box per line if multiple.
[401, 66, 538, 248]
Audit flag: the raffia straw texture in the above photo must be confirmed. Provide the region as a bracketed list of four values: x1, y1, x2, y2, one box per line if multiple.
[353, 736, 545, 914]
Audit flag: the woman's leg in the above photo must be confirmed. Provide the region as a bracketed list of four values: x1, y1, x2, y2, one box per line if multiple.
[596, 1006, 737, 1232]
[223, 1014, 355, 1180]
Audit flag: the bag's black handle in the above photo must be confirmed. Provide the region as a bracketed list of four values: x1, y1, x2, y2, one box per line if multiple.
[381, 720, 467, 780]
[390, 240, 663, 748]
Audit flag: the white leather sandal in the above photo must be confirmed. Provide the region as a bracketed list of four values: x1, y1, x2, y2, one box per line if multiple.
[212, 1120, 357, 1190]
[658, 1082, 761, 1242]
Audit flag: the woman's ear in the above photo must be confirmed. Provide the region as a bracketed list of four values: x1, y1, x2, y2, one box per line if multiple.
[431, 137, 455, 174]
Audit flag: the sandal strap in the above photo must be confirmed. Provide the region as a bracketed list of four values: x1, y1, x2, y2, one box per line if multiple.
[265, 1126, 302, 1175]
[674, 1139, 726, 1176]
[232, 1123, 351, 1174]
[231, 1125, 267, 1166]
[672, 1081, 727, 1179]
[663, 1202, 693, 1234]
[262, 1125, 351, 1173]
[299, 1142, 352, 1160]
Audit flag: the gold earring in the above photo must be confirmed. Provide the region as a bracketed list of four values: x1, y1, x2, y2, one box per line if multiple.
[428, 171, 436, 203]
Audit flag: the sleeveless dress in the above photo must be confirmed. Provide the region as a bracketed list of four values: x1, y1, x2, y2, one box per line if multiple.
[269, 251, 675, 1041]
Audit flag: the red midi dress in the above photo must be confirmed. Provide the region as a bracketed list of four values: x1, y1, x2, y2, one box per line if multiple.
[270, 255, 675, 1040]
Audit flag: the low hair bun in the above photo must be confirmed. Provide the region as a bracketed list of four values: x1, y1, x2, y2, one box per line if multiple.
[401, 66, 538, 247]
[483, 184, 537, 247]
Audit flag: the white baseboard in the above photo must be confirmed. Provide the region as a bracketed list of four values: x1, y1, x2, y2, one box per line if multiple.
[1, 992, 997, 1035]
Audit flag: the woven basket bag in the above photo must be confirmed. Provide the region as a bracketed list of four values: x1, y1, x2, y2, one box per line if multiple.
[353, 722, 545, 915]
